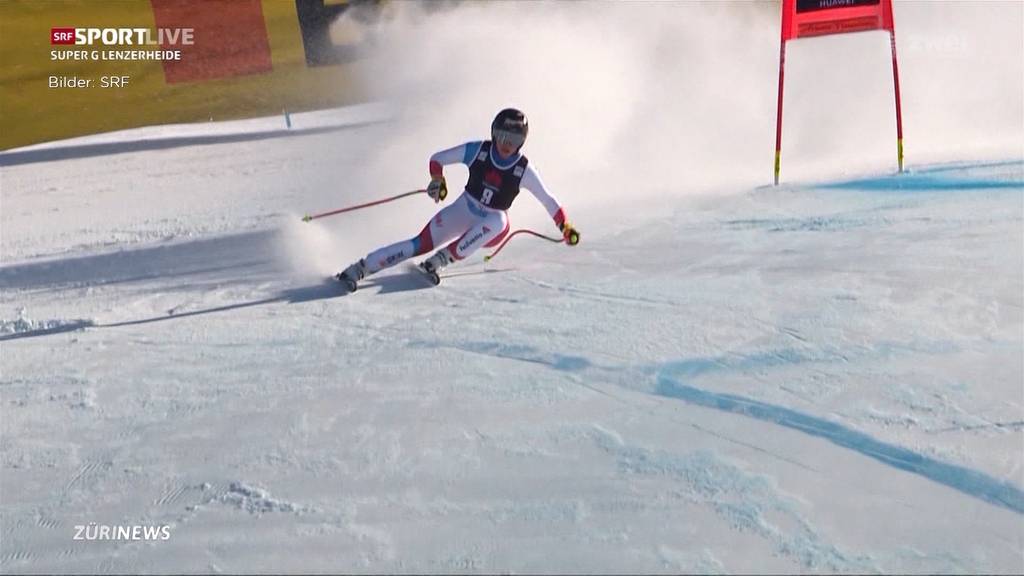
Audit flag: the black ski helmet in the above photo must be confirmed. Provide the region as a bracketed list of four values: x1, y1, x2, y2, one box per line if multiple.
[491, 108, 528, 152]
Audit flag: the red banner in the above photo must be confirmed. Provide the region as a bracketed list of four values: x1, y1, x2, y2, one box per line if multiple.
[782, 0, 894, 40]
[151, 0, 273, 84]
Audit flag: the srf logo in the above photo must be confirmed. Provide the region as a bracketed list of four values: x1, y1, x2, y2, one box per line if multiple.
[51, 28, 75, 44]
[48, 27, 195, 46]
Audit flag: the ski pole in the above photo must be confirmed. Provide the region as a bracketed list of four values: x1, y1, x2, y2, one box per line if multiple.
[484, 229, 565, 262]
[302, 189, 428, 222]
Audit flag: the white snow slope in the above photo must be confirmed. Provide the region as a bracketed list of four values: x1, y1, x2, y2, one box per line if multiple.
[2, 2, 1023, 574]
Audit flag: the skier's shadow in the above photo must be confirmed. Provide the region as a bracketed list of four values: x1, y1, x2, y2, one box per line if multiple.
[94, 269, 515, 330]
[2, 268, 514, 340]
[364, 267, 514, 294]
[362, 273, 434, 294]
[0, 280, 351, 339]
[91, 279, 350, 330]
[278, 280, 351, 303]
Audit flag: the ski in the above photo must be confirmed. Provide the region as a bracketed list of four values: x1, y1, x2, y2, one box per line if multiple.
[415, 264, 441, 286]
[334, 272, 358, 293]
[406, 261, 441, 287]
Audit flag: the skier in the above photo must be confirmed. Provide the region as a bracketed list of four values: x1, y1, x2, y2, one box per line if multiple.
[335, 108, 580, 291]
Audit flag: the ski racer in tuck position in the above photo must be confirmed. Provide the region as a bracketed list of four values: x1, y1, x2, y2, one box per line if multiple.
[335, 108, 580, 290]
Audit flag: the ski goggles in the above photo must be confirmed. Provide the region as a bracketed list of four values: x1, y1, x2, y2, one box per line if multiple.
[493, 129, 526, 149]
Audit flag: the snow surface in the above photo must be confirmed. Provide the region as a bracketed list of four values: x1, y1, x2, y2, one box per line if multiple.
[2, 2, 1023, 573]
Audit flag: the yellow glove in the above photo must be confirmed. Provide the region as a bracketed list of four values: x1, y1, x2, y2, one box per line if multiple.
[560, 221, 580, 246]
[427, 175, 447, 203]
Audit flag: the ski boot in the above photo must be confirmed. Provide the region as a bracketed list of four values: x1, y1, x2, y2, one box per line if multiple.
[418, 250, 450, 286]
[335, 259, 366, 292]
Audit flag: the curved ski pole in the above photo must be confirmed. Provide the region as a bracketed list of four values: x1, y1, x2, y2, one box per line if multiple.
[302, 189, 428, 222]
[484, 229, 565, 262]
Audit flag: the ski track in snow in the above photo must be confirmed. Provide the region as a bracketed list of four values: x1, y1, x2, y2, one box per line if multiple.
[1, 114, 1021, 574]
[655, 362, 1024, 515]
